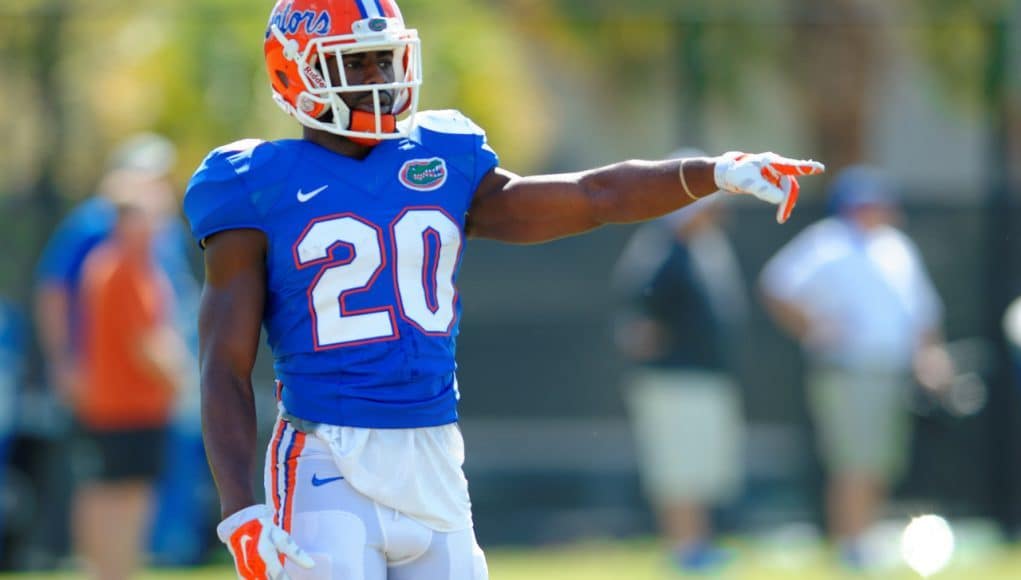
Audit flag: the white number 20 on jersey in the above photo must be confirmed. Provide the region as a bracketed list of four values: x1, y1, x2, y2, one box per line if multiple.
[294, 208, 461, 348]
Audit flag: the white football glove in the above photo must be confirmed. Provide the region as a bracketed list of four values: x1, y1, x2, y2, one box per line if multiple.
[217, 504, 314, 580]
[713, 151, 825, 224]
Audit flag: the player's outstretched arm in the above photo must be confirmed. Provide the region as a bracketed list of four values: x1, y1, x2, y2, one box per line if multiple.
[466, 152, 824, 244]
[199, 229, 314, 579]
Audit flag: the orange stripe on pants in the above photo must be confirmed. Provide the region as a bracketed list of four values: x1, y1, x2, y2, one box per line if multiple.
[268, 420, 287, 526]
[281, 431, 307, 533]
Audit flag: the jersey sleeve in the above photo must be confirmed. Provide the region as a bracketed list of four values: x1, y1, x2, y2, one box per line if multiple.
[182, 140, 268, 247]
[411, 110, 499, 198]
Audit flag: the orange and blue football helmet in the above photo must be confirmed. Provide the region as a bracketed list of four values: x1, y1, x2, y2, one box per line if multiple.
[264, 0, 421, 144]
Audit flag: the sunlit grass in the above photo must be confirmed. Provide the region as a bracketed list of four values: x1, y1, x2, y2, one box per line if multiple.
[486, 538, 1021, 580]
[2, 537, 1020, 579]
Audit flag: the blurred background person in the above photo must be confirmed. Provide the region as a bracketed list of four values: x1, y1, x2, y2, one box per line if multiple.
[612, 162, 748, 573]
[759, 166, 955, 569]
[32, 135, 208, 566]
[34, 134, 182, 406]
[72, 197, 189, 580]
[0, 297, 25, 562]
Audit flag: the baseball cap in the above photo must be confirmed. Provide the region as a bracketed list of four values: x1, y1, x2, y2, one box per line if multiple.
[106, 132, 177, 176]
[828, 165, 897, 214]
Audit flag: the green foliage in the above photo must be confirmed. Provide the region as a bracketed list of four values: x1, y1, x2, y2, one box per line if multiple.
[0, 0, 553, 198]
[0, 0, 1012, 199]
[400, 0, 552, 171]
[906, 0, 1014, 111]
[509, 0, 784, 102]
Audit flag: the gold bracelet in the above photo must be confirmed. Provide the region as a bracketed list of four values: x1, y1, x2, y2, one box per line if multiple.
[679, 159, 699, 201]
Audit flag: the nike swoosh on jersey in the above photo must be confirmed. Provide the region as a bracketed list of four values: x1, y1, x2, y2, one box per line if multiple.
[311, 473, 345, 487]
[297, 185, 329, 203]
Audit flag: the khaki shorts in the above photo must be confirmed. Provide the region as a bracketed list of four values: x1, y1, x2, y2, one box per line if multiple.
[626, 369, 744, 506]
[807, 366, 912, 482]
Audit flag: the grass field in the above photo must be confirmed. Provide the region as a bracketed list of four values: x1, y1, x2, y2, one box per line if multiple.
[2, 536, 1020, 580]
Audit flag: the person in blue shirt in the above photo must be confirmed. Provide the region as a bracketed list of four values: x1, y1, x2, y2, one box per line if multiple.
[33, 134, 210, 566]
[188, 1, 825, 578]
[34, 134, 188, 404]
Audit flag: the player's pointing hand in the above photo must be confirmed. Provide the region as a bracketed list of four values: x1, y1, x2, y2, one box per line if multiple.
[713, 151, 826, 224]
[218, 505, 315, 580]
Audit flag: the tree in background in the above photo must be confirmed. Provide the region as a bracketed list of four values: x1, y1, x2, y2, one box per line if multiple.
[0, 0, 553, 305]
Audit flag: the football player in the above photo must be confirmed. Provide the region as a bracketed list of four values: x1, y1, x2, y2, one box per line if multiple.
[184, 1, 825, 578]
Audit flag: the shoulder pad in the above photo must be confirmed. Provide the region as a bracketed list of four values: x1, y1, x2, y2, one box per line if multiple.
[198, 139, 295, 184]
[184, 140, 299, 246]
[403, 111, 498, 197]
[410, 110, 486, 137]
[217, 138, 264, 153]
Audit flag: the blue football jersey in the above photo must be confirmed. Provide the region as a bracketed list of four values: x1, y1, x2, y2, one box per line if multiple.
[184, 110, 498, 428]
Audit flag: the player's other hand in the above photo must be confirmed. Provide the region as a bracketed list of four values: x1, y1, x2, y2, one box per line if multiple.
[713, 151, 825, 224]
[217, 504, 314, 580]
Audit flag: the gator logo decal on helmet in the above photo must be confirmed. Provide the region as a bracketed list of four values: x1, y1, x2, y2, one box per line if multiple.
[399, 158, 447, 191]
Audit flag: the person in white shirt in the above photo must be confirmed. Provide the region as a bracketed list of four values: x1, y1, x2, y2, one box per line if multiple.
[759, 166, 954, 568]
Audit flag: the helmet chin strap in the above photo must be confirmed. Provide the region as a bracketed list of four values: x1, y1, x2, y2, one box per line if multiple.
[347, 110, 396, 147]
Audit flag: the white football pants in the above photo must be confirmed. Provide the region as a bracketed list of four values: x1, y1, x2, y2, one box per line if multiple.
[264, 418, 489, 580]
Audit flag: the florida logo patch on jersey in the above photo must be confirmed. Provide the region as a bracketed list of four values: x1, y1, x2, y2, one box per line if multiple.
[399, 158, 447, 191]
